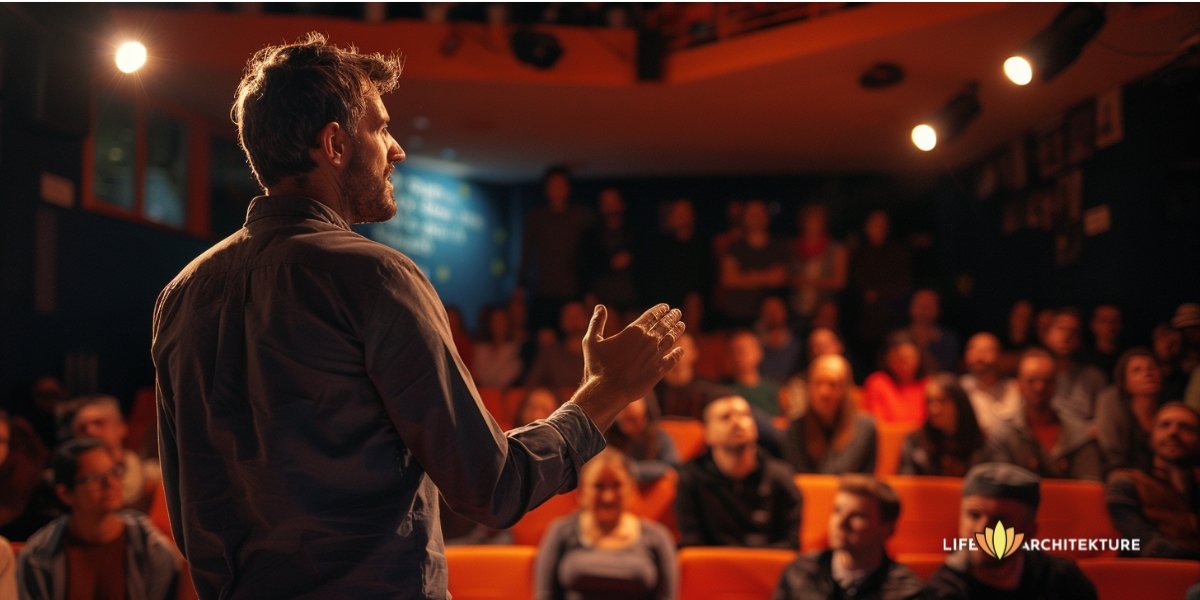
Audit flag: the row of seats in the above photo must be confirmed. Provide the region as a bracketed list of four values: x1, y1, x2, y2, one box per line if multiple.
[507, 473, 1118, 558]
[445, 545, 1200, 600]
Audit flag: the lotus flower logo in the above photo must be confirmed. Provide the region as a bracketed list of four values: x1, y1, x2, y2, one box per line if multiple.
[975, 520, 1024, 560]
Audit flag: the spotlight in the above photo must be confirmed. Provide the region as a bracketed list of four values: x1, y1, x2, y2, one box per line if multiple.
[510, 28, 563, 70]
[911, 83, 980, 152]
[115, 41, 147, 74]
[1005, 4, 1106, 85]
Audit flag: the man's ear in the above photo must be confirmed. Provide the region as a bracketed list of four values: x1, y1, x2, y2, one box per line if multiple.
[313, 121, 348, 168]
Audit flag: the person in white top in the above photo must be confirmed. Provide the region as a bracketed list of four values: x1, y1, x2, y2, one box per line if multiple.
[959, 333, 1023, 436]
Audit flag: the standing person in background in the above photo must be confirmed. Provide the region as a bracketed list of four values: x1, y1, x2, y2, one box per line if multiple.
[788, 203, 847, 327]
[519, 165, 596, 335]
[152, 33, 685, 599]
[717, 199, 790, 328]
[586, 187, 639, 312]
[850, 210, 912, 364]
[651, 198, 712, 332]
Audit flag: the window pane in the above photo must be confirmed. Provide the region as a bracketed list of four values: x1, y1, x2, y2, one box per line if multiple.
[91, 93, 135, 210]
[144, 110, 188, 227]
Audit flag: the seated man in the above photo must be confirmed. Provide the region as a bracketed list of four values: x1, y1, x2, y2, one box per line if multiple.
[69, 395, 160, 511]
[675, 395, 801, 548]
[523, 301, 588, 389]
[18, 438, 180, 600]
[727, 329, 783, 416]
[1106, 402, 1200, 559]
[774, 475, 923, 600]
[988, 349, 1103, 480]
[925, 463, 1097, 599]
[960, 332, 1022, 436]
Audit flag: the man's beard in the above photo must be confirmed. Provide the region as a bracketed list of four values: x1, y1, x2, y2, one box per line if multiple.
[340, 149, 396, 224]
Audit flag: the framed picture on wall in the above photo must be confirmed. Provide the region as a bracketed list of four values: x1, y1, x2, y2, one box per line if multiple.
[1066, 102, 1095, 164]
[1095, 87, 1124, 149]
[1057, 170, 1084, 225]
[1036, 122, 1065, 180]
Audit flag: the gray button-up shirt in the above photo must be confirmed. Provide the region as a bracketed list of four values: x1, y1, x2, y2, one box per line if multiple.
[152, 196, 604, 599]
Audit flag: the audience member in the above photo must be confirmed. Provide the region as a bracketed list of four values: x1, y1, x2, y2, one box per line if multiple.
[1095, 348, 1166, 473]
[650, 201, 710, 316]
[788, 203, 847, 324]
[780, 327, 861, 420]
[606, 397, 680, 486]
[518, 165, 595, 334]
[899, 375, 988, 477]
[655, 334, 729, 420]
[924, 463, 1098, 599]
[783, 355, 876, 474]
[0, 533, 13, 599]
[717, 199, 789, 328]
[69, 395, 160, 513]
[960, 333, 1022, 436]
[513, 387, 562, 427]
[1043, 309, 1107, 421]
[850, 210, 913, 363]
[727, 330, 782, 416]
[1173, 302, 1200, 374]
[863, 332, 929, 426]
[676, 396, 801, 548]
[1105, 402, 1200, 559]
[471, 305, 525, 389]
[773, 475, 923, 600]
[756, 296, 804, 385]
[907, 289, 961, 373]
[1082, 304, 1123, 378]
[999, 299, 1035, 377]
[988, 349, 1103, 480]
[535, 450, 677, 600]
[17, 438, 180, 600]
[0, 407, 55, 542]
[15, 377, 70, 450]
[586, 187, 639, 311]
[524, 301, 589, 389]
[1153, 323, 1190, 403]
[1034, 308, 1056, 348]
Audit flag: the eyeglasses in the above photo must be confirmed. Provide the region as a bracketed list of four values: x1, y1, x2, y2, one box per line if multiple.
[74, 463, 127, 489]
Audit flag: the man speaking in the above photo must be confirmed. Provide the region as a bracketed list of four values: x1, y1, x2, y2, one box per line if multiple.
[151, 33, 684, 599]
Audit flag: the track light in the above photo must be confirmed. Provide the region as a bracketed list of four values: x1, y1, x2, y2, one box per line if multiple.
[911, 83, 980, 152]
[1005, 4, 1106, 85]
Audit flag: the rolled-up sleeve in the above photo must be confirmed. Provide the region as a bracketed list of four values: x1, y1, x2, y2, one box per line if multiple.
[364, 255, 604, 528]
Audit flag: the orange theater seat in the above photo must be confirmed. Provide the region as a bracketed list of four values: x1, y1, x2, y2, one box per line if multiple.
[502, 387, 527, 425]
[477, 387, 507, 429]
[633, 469, 679, 539]
[794, 474, 839, 552]
[659, 418, 707, 462]
[446, 545, 538, 600]
[148, 478, 174, 543]
[1078, 558, 1200, 600]
[874, 421, 920, 477]
[678, 547, 796, 600]
[126, 387, 158, 453]
[1038, 479, 1117, 559]
[509, 489, 580, 546]
[884, 476, 962, 556]
[894, 553, 948, 582]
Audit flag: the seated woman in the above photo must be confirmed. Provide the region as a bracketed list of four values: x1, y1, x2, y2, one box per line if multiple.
[472, 304, 524, 390]
[782, 355, 876, 474]
[535, 450, 677, 600]
[1095, 347, 1167, 472]
[862, 331, 930, 426]
[898, 374, 988, 476]
[513, 387, 562, 427]
[605, 397, 680, 486]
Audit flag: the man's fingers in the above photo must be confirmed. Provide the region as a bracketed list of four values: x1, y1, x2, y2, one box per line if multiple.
[649, 308, 682, 336]
[629, 304, 670, 333]
[657, 320, 687, 352]
[658, 346, 685, 374]
[585, 304, 608, 346]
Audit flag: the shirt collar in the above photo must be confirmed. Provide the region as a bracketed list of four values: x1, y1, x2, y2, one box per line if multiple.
[244, 195, 351, 231]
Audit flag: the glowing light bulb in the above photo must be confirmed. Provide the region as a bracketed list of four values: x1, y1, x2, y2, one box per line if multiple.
[911, 124, 937, 152]
[1004, 56, 1033, 86]
[115, 41, 147, 74]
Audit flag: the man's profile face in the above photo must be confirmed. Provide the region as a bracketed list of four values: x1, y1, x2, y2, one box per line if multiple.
[828, 491, 892, 555]
[958, 495, 1036, 567]
[703, 396, 757, 450]
[342, 91, 404, 223]
[1152, 406, 1199, 464]
[808, 355, 848, 424]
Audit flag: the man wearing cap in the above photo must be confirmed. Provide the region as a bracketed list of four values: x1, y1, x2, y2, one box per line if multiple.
[1106, 403, 1200, 559]
[924, 463, 1097, 599]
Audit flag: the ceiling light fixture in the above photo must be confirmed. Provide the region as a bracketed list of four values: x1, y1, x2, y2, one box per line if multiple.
[1005, 3, 1106, 85]
[911, 82, 980, 152]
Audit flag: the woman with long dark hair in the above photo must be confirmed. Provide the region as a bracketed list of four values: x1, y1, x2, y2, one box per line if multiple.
[1095, 347, 1166, 472]
[899, 375, 988, 476]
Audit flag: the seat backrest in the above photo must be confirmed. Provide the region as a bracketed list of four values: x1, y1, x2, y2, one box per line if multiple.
[794, 474, 839, 552]
[678, 547, 796, 600]
[477, 386, 508, 429]
[632, 469, 679, 540]
[446, 545, 538, 600]
[884, 476, 962, 556]
[874, 421, 920, 477]
[1038, 479, 1117, 559]
[509, 490, 580, 546]
[659, 419, 707, 462]
[1078, 558, 1200, 600]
